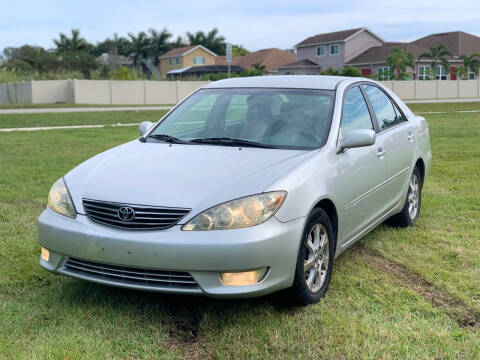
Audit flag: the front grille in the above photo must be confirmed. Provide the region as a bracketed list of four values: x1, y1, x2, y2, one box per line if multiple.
[83, 199, 190, 230]
[64, 257, 198, 289]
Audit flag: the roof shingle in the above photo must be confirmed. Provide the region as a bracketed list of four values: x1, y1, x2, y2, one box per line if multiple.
[347, 42, 428, 64]
[296, 28, 364, 47]
[411, 31, 480, 57]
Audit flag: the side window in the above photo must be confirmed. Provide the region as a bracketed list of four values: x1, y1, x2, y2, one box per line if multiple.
[341, 86, 373, 139]
[362, 85, 399, 131]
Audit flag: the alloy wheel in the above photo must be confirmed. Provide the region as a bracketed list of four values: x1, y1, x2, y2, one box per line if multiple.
[408, 173, 420, 220]
[304, 223, 329, 293]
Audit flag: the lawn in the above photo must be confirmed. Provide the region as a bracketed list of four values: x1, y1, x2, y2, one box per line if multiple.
[0, 103, 173, 109]
[0, 102, 479, 359]
[0, 110, 168, 129]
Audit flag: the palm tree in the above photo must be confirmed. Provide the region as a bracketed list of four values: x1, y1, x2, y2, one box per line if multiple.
[459, 54, 480, 79]
[127, 31, 150, 73]
[148, 28, 172, 65]
[252, 63, 266, 73]
[53, 29, 92, 53]
[386, 47, 414, 79]
[418, 44, 452, 80]
[186, 28, 226, 55]
[169, 36, 186, 49]
[455, 66, 467, 80]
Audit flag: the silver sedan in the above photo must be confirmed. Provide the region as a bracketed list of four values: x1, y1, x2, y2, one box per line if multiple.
[38, 75, 431, 305]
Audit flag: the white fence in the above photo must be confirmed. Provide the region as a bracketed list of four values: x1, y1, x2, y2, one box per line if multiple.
[1, 79, 480, 105]
[0, 79, 210, 105]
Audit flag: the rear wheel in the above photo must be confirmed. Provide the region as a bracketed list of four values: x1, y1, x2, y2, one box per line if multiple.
[289, 208, 335, 306]
[386, 166, 422, 227]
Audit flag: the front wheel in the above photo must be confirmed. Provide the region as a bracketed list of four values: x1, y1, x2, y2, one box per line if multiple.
[289, 208, 335, 306]
[386, 166, 422, 227]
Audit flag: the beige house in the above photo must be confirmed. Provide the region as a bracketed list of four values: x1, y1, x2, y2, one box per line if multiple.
[159, 45, 217, 78]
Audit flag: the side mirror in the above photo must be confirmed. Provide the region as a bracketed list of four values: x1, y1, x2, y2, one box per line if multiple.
[340, 129, 376, 151]
[139, 121, 154, 136]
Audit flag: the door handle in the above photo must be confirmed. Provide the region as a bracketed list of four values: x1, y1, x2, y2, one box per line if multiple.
[407, 132, 414, 141]
[376, 148, 385, 157]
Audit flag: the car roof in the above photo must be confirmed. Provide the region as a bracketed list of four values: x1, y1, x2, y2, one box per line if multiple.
[202, 75, 369, 90]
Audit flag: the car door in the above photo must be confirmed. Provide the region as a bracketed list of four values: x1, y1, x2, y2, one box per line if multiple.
[362, 84, 416, 209]
[337, 85, 389, 245]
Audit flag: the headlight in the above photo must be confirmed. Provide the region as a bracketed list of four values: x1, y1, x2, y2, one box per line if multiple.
[182, 191, 286, 231]
[48, 178, 76, 219]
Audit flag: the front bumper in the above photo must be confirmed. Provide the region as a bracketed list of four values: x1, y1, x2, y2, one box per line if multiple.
[38, 208, 305, 298]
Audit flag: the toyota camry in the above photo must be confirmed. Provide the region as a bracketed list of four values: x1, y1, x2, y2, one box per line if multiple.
[38, 75, 431, 305]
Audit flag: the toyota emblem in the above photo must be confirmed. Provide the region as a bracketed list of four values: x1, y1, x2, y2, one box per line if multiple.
[117, 206, 135, 221]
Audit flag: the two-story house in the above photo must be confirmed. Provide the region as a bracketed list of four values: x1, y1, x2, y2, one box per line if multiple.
[278, 28, 384, 74]
[280, 28, 480, 80]
[159, 45, 217, 78]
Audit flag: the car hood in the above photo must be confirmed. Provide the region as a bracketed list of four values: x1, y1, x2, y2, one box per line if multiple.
[65, 140, 313, 220]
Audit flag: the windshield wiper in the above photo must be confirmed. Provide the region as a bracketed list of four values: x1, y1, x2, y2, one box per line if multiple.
[148, 134, 191, 144]
[189, 137, 272, 148]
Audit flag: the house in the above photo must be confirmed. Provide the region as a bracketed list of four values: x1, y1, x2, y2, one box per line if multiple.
[215, 48, 296, 74]
[159, 45, 217, 78]
[346, 42, 427, 79]
[97, 53, 134, 69]
[290, 28, 384, 72]
[288, 28, 480, 80]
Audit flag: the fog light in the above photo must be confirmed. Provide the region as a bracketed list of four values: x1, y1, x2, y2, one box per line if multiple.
[41, 247, 49, 261]
[220, 267, 268, 286]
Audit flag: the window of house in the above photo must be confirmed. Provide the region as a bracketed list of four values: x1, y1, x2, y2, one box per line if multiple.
[316, 46, 325, 56]
[378, 67, 391, 81]
[362, 85, 399, 131]
[340, 86, 373, 139]
[193, 56, 206, 65]
[169, 58, 174, 65]
[436, 66, 447, 80]
[418, 66, 430, 80]
[176, 57, 181, 65]
[330, 44, 339, 55]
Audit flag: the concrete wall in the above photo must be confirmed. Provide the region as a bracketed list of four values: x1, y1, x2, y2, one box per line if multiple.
[0, 81, 32, 105]
[2, 79, 480, 105]
[379, 80, 480, 99]
[32, 80, 72, 103]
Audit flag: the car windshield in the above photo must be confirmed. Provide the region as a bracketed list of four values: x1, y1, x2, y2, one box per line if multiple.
[148, 88, 335, 149]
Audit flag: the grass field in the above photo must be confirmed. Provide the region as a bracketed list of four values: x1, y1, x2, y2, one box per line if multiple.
[0, 103, 479, 359]
[0, 110, 168, 129]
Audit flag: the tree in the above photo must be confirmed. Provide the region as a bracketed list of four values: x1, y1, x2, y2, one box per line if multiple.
[186, 28, 226, 55]
[319, 68, 340, 75]
[418, 44, 452, 79]
[386, 47, 414, 79]
[455, 66, 467, 80]
[252, 63, 266, 73]
[53, 29, 93, 53]
[459, 53, 480, 79]
[127, 31, 150, 73]
[340, 66, 362, 77]
[148, 28, 172, 65]
[169, 36, 186, 49]
[232, 45, 249, 56]
[94, 33, 131, 56]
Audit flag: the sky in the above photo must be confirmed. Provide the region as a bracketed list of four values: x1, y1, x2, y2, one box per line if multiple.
[1, 0, 480, 52]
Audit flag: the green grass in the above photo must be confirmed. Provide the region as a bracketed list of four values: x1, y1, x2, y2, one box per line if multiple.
[0, 102, 479, 359]
[0, 110, 168, 128]
[0, 103, 173, 109]
[408, 101, 480, 113]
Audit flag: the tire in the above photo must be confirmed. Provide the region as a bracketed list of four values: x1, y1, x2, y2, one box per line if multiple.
[386, 166, 422, 227]
[289, 208, 335, 306]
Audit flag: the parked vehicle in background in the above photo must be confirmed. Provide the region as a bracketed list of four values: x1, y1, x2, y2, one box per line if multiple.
[38, 75, 431, 305]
